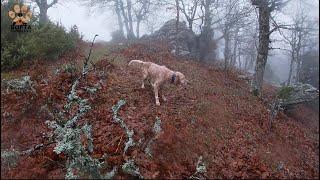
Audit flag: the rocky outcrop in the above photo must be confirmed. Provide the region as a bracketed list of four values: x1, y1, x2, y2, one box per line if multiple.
[141, 19, 198, 58]
[4, 76, 34, 92]
[280, 83, 319, 107]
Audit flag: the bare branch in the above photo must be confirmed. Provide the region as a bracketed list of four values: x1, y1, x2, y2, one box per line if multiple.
[48, 0, 58, 8]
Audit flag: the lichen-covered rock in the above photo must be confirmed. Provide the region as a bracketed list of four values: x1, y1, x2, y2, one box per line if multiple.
[278, 83, 319, 107]
[5, 75, 33, 91]
[1, 150, 20, 168]
[141, 19, 198, 58]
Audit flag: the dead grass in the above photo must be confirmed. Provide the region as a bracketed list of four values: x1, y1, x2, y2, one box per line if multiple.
[1, 41, 318, 179]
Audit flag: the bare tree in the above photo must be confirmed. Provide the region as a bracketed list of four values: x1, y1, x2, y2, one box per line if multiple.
[115, 0, 125, 37]
[118, 0, 136, 40]
[133, 0, 151, 38]
[250, 0, 291, 96]
[277, 7, 317, 85]
[175, 0, 180, 55]
[84, 0, 154, 40]
[34, 0, 58, 25]
[241, 24, 259, 71]
[84, 0, 125, 37]
[210, 0, 253, 70]
[178, 0, 200, 31]
[198, 0, 215, 61]
[230, 26, 239, 67]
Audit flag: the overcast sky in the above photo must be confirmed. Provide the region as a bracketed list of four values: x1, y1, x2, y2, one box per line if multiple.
[43, 0, 319, 42]
[45, 0, 169, 42]
[46, 1, 115, 42]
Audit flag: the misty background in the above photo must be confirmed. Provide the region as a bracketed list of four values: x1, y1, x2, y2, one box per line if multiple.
[21, 0, 319, 84]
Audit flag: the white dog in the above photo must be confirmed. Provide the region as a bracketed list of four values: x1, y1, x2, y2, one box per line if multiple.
[128, 60, 188, 106]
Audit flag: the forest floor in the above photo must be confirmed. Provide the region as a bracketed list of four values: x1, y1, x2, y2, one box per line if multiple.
[1, 41, 319, 179]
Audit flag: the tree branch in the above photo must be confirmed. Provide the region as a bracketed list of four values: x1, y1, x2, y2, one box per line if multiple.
[48, 0, 58, 8]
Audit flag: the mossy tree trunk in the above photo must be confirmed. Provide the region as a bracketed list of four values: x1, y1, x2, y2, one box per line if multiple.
[250, 3, 270, 97]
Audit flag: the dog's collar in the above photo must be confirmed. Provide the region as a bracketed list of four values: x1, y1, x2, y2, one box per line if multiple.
[171, 73, 176, 83]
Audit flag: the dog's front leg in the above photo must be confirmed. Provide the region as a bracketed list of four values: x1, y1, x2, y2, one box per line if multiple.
[141, 70, 148, 89]
[153, 83, 160, 106]
[141, 81, 145, 89]
[162, 95, 167, 102]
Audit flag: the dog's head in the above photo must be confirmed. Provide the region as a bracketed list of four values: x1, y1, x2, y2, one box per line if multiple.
[174, 71, 189, 86]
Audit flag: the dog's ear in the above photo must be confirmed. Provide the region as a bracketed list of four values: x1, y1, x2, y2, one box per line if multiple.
[175, 72, 185, 84]
[174, 74, 180, 84]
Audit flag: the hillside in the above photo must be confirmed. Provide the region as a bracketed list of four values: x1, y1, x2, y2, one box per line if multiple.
[1, 42, 319, 179]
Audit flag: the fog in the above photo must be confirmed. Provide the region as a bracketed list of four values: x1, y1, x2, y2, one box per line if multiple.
[40, 0, 318, 84]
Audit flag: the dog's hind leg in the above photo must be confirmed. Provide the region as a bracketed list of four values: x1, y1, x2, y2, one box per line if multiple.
[159, 85, 167, 101]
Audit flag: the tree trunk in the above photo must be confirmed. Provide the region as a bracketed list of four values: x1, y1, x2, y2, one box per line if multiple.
[231, 27, 239, 67]
[287, 51, 294, 86]
[187, 19, 193, 31]
[251, 6, 270, 96]
[295, 30, 303, 83]
[136, 19, 141, 39]
[296, 49, 302, 82]
[115, 0, 125, 37]
[119, 0, 131, 40]
[39, 4, 48, 25]
[126, 0, 135, 40]
[224, 31, 230, 71]
[244, 55, 249, 70]
[199, 0, 213, 61]
[238, 51, 242, 70]
[175, 0, 180, 56]
[249, 45, 256, 70]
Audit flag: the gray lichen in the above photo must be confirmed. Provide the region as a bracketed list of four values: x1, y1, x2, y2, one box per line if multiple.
[5, 75, 34, 91]
[189, 156, 207, 179]
[144, 142, 153, 157]
[45, 75, 116, 179]
[152, 116, 162, 134]
[196, 156, 206, 173]
[85, 82, 102, 94]
[82, 123, 94, 153]
[104, 166, 118, 179]
[122, 159, 144, 179]
[44, 37, 120, 179]
[112, 100, 135, 154]
[1, 150, 20, 169]
[144, 117, 162, 157]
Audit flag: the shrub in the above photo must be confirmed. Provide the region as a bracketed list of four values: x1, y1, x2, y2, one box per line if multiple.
[1, 41, 29, 70]
[111, 30, 126, 43]
[63, 63, 77, 73]
[22, 22, 78, 60]
[69, 25, 82, 41]
[277, 86, 294, 99]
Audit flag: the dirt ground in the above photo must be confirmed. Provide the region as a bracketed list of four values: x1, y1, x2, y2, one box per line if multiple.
[1, 42, 319, 179]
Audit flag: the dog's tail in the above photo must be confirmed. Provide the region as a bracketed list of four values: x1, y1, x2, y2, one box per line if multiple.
[128, 60, 144, 69]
